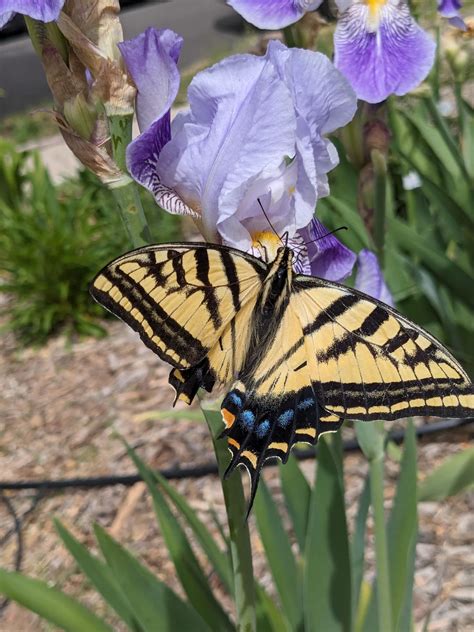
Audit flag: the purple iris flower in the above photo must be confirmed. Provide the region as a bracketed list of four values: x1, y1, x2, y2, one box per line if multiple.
[296, 218, 356, 281]
[355, 249, 393, 306]
[437, 0, 466, 29]
[226, 0, 322, 30]
[121, 29, 358, 280]
[0, 0, 64, 28]
[333, 0, 436, 104]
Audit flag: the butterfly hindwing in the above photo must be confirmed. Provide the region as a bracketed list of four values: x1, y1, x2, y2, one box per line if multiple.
[90, 243, 266, 372]
[220, 300, 342, 503]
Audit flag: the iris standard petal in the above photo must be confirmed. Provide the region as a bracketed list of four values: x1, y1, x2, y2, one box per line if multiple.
[355, 248, 393, 306]
[126, 39, 357, 246]
[334, 1, 435, 103]
[157, 51, 296, 241]
[0, 0, 64, 26]
[227, 0, 322, 30]
[296, 217, 357, 281]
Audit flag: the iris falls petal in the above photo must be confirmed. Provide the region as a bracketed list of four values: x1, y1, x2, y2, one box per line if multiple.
[227, 0, 322, 30]
[121, 29, 196, 218]
[334, 0, 435, 103]
[296, 218, 357, 280]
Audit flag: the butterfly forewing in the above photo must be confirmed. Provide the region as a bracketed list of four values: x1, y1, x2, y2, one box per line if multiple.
[90, 243, 265, 370]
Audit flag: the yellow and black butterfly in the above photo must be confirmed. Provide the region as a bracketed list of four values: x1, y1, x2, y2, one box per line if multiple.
[90, 242, 473, 504]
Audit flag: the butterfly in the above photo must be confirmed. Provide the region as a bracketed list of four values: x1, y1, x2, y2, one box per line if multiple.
[90, 242, 474, 506]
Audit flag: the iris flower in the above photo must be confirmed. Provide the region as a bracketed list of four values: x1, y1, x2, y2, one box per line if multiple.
[0, 0, 64, 28]
[120, 28, 392, 300]
[437, 0, 466, 29]
[227, 0, 436, 104]
[334, 0, 436, 103]
[120, 28, 358, 281]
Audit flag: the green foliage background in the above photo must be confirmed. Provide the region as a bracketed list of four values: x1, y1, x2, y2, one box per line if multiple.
[0, 142, 182, 344]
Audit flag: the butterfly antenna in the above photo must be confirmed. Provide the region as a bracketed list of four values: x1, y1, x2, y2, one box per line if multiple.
[257, 198, 283, 245]
[303, 225, 348, 247]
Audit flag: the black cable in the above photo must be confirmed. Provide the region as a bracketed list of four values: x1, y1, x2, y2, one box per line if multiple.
[0, 491, 43, 613]
[0, 417, 471, 492]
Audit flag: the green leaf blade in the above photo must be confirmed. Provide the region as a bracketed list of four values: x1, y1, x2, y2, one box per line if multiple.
[279, 454, 311, 552]
[54, 519, 141, 631]
[254, 478, 302, 630]
[387, 421, 418, 630]
[125, 445, 233, 632]
[0, 568, 112, 632]
[94, 525, 210, 632]
[418, 447, 474, 501]
[304, 435, 352, 632]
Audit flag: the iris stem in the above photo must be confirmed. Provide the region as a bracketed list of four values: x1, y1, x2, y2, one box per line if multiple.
[371, 149, 387, 267]
[107, 113, 153, 247]
[283, 26, 301, 48]
[200, 401, 256, 632]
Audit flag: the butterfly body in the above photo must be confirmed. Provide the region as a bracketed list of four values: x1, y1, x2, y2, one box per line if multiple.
[90, 241, 474, 503]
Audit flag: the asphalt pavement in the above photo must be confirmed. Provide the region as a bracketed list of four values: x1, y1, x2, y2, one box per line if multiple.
[0, 0, 245, 118]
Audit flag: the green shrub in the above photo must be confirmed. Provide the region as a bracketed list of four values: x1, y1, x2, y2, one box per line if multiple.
[0, 142, 181, 345]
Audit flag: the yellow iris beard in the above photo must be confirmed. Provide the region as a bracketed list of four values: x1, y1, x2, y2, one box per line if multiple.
[251, 231, 282, 262]
[366, 0, 387, 31]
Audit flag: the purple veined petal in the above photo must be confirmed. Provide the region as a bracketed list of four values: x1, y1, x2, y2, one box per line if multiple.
[227, 0, 322, 30]
[122, 29, 186, 211]
[438, 0, 462, 18]
[437, 0, 466, 29]
[334, 1, 436, 104]
[0, 0, 64, 24]
[295, 217, 357, 281]
[157, 51, 297, 242]
[119, 28, 183, 133]
[355, 249, 393, 306]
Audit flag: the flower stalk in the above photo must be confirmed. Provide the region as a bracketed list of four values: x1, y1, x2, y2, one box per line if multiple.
[371, 148, 387, 266]
[107, 113, 152, 247]
[200, 401, 256, 632]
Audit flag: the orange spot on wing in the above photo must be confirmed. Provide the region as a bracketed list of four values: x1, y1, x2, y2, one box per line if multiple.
[228, 437, 240, 450]
[222, 408, 236, 429]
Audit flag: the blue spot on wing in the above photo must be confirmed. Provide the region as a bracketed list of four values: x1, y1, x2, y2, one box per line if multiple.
[239, 410, 255, 430]
[298, 397, 314, 411]
[229, 392, 243, 408]
[256, 420, 270, 438]
[277, 410, 294, 428]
